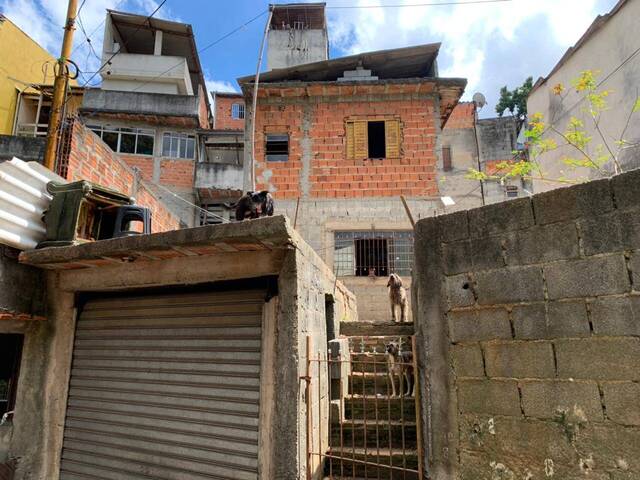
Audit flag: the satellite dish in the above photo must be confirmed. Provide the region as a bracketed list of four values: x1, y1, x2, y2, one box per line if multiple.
[473, 92, 487, 110]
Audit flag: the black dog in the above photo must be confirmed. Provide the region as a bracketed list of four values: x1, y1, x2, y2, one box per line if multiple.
[235, 191, 275, 221]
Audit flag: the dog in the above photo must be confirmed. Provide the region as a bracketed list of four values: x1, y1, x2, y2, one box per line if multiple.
[385, 341, 415, 397]
[387, 273, 408, 323]
[235, 191, 275, 221]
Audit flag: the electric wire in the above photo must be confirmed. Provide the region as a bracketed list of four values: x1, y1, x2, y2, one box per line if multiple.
[326, 0, 511, 8]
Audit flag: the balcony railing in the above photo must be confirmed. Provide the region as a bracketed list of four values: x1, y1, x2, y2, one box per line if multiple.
[16, 123, 48, 137]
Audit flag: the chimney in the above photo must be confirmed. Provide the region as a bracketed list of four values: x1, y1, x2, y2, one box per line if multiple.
[267, 3, 329, 70]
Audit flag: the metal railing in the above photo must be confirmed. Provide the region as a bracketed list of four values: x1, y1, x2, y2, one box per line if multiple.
[334, 231, 414, 278]
[16, 123, 48, 137]
[305, 335, 423, 479]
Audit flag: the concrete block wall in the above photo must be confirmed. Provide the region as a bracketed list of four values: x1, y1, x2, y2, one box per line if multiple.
[413, 170, 640, 479]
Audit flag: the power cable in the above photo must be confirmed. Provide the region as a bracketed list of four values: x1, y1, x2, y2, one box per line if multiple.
[325, 0, 511, 8]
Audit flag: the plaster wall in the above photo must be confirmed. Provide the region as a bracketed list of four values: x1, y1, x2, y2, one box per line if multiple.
[267, 29, 328, 70]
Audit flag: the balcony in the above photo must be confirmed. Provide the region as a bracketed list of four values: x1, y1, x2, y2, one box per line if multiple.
[81, 89, 202, 125]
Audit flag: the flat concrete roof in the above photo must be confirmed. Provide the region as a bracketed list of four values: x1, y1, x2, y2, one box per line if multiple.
[20, 216, 294, 270]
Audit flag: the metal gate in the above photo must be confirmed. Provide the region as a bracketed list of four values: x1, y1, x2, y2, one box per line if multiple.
[59, 289, 265, 480]
[306, 336, 424, 479]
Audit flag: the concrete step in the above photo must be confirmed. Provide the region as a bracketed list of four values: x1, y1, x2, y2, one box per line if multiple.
[349, 372, 417, 398]
[331, 420, 417, 449]
[343, 395, 416, 421]
[326, 448, 419, 479]
[341, 321, 415, 337]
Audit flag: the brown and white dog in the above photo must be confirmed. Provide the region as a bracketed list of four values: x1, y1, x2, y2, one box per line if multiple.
[387, 273, 408, 323]
[385, 341, 415, 397]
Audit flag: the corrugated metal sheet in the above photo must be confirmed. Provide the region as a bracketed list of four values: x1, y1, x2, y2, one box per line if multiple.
[59, 290, 264, 480]
[0, 158, 66, 250]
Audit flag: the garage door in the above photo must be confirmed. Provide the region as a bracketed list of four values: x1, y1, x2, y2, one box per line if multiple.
[58, 289, 265, 480]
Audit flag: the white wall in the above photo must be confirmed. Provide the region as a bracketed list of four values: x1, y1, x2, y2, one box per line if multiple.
[528, 0, 640, 192]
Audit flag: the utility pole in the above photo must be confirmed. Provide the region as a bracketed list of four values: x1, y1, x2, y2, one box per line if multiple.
[43, 0, 78, 172]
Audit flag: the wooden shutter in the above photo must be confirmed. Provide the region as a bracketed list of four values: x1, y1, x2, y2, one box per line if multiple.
[345, 121, 355, 159]
[385, 120, 401, 158]
[353, 121, 368, 159]
[442, 145, 452, 171]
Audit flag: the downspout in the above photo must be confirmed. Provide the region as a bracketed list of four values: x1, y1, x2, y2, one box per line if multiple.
[249, 6, 274, 191]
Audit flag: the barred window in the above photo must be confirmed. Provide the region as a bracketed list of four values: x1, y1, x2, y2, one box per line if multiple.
[162, 132, 196, 159]
[88, 125, 155, 155]
[231, 103, 245, 120]
[334, 231, 413, 277]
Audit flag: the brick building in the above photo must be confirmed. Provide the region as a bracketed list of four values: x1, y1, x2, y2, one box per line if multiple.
[239, 9, 466, 320]
[78, 10, 212, 227]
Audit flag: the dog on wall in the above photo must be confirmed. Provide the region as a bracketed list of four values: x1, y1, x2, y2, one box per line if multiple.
[387, 273, 408, 323]
[385, 341, 415, 397]
[235, 191, 275, 221]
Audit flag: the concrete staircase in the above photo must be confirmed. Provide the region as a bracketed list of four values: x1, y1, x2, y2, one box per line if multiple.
[327, 323, 419, 479]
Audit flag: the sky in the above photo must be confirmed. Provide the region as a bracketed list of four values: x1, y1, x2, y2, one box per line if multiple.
[0, 0, 620, 117]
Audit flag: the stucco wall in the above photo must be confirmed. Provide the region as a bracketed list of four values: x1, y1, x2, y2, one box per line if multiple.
[527, 0, 640, 192]
[413, 168, 640, 479]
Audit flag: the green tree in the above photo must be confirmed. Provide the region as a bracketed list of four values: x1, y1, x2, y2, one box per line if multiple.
[495, 76, 534, 121]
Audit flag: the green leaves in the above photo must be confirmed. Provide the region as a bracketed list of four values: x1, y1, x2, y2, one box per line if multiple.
[495, 77, 534, 120]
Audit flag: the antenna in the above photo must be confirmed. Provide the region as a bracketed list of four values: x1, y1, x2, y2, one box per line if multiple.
[472, 92, 487, 110]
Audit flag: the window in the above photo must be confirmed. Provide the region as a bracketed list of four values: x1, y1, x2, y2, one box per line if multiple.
[506, 185, 519, 198]
[265, 134, 289, 162]
[334, 231, 413, 277]
[199, 203, 232, 225]
[88, 125, 155, 155]
[442, 146, 453, 171]
[346, 119, 401, 160]
[231, 103, 245, 120]
[0, 334, 23, 418]
[162, 132, 196, 159]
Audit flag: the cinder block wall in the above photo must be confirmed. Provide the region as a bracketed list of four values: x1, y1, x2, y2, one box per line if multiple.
[413, 170, 640, 479]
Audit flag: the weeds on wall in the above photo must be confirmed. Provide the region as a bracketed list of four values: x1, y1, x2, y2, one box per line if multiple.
[468, 70, 640, 186]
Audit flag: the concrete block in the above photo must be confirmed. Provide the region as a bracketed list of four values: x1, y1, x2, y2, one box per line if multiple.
[578, 212, 624, 256]
[520, 380, 603, 421]
[504, 222, 580, 265]
[589, 296, 640, 336]
[440, 210, 469, 242]
[457, 379, 521, 416]
[442, 240, 472, 275]
[448, 308, 512, 342]
[446, 274, 474, 308]
[611, 167, 640, 211]
[575, 425, 640, 476]
[547, 300, 590, 337]
[532, 179, 613, 225]
[475, 266, 545, 305]
[468, 197, 534, 238]
[484, 341, 555, 379]
[555, 338, 640, 380]
[451, 344, 485, 377]
[544, 255, 630, 299]
[470, 235, 505, 271]
[620, 210, 640, 251]
[512, 303, 548, 339]
[602, 382, 640, 426]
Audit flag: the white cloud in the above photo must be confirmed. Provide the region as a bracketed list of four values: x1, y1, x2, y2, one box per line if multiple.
[206, 79, 239, 94]
[327, 0, 617, 108]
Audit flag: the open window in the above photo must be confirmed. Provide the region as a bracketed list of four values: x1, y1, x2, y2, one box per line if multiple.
[265, 134, 289, 162]
[0, 334, 24, 418]
[346, 119, 401, 160]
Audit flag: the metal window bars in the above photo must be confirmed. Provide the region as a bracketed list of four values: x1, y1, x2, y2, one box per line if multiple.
[334, 231, 414, 278]
[304, 335, 423, 479]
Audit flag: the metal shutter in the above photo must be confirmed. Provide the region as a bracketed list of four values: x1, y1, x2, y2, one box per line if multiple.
[59, 290, 265, 480]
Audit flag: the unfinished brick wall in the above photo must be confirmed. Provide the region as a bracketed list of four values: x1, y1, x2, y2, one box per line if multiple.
[252, 84, 440, 200]
[213, 94, 244, 131]
[62, 121, 180, 233]
[413, 170, 640, 479]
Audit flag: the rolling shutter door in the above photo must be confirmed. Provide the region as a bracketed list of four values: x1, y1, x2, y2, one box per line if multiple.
[59, 289, 265, 480]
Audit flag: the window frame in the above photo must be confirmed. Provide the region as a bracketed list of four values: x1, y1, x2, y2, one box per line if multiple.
[162, 132, 197, 159]
[265, 133, 289, 162]
[87, 125, 155, 156]
[231, 103, 245, 120]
